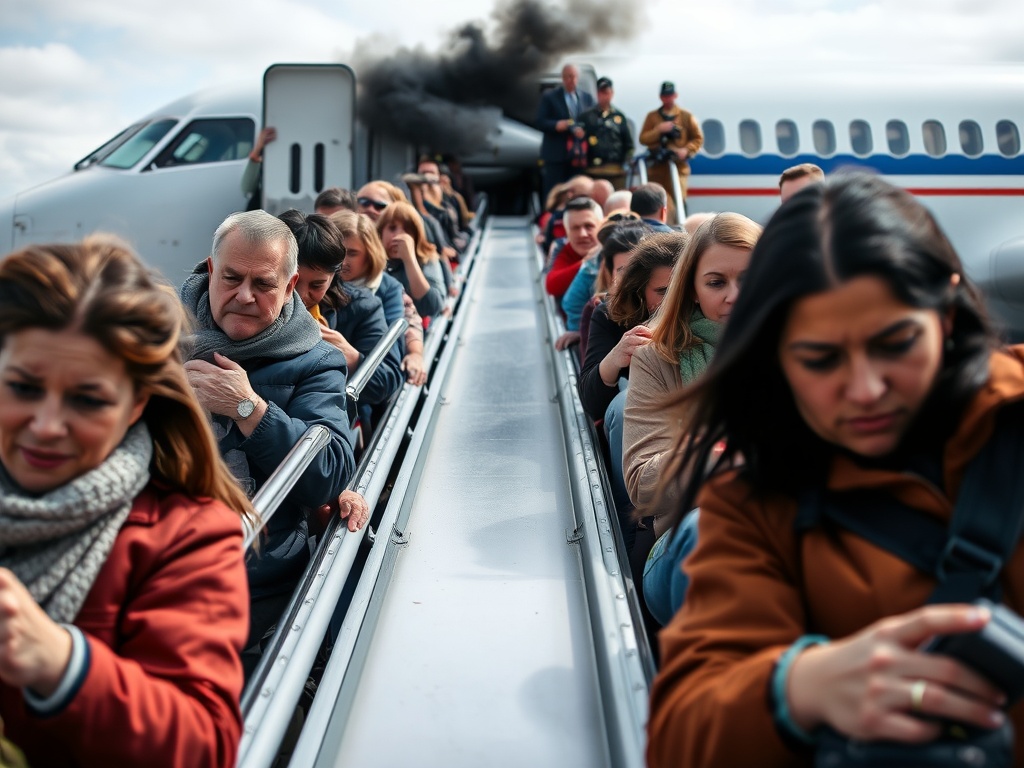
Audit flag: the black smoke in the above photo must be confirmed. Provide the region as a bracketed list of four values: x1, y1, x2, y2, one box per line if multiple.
[354, 0, 643, 155]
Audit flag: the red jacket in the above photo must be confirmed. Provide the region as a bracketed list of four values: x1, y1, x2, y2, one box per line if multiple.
[545, 242, 585, 300]
[1, 486, 249, 768]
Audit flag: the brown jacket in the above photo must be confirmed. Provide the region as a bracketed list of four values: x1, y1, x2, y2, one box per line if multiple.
[639, 105, 703, 177]
[623, 343, 683, 526]
[647, 347, 1024, 768]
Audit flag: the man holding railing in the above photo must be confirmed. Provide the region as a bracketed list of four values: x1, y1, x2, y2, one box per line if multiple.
[180, 209, 359, 675]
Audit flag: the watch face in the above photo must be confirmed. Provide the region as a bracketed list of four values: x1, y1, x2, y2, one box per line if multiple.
[237, 398, 255, 419]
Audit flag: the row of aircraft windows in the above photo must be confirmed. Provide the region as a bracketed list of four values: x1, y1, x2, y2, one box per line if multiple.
[701, 118, 1022, 159]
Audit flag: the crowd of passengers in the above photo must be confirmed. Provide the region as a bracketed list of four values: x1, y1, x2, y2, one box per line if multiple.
[0, 155, 475, 766]
[544, 162, 1024, 767]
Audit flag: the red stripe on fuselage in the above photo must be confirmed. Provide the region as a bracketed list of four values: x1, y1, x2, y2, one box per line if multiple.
[691, 187, 1024, 197]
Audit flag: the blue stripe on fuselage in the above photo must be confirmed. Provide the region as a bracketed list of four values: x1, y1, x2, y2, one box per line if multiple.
[689, 152, 1024, 176]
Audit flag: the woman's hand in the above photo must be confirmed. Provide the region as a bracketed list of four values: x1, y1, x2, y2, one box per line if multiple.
[402, 352, 427, 386]
[788, 604, 1005, 743]
[0, 568, 73, 698]
[555, 331, 580, 351]
[601, 325, 653, 385]
[387, 233, 417, 263]
[319, 326, 360, 371]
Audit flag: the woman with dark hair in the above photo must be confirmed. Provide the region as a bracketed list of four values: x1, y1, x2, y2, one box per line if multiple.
[577, 229, 682, 545]
[376, 202, 447, 319]
[0, 236, 251, 766]
[278, 210, 402, 412]
[647, 173, 1018, 766]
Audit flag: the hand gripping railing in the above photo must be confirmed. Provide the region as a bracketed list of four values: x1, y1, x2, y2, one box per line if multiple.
[243, 425, 332, 550]
[344, 318, 408, 403]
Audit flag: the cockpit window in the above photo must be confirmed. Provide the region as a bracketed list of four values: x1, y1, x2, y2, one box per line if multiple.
[100, 119, 177, 169]
[922, 120, 947, 157]
[150, 118, 255, 169]
[849, 120, 873, 157]
[997, 120, 1021, 157]
[775, 120, 799, 157]
[74, 122, 146, 171]
[813, 120, 836, 156]
[886, 120, 910, 157]
[701, 119, 725, 156]
[958, 120, 984, 157]
[739, 120, 762, 156]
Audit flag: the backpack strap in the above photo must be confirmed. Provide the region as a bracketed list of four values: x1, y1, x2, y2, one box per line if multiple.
[795, 403, 1024, 604]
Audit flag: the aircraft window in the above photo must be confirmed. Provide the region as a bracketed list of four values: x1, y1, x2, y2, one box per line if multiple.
[776, 120, 799, 157]
[151, 118, 255, 169]
[886, 120, 910, 156]
[922, 120, 947, 156]
[959, 120, 984, 157]
[75, 122, 146, 171]
[739, 120, 762, 156]
[997, 120, 1021, 157]
[813, 120, 836, 156]
[849, 120, 873, 156]
[100, 119, 177, 169]
[702, 119, 725, 156]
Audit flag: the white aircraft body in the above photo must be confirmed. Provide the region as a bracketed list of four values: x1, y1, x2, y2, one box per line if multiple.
[2, 58, 1023, 335]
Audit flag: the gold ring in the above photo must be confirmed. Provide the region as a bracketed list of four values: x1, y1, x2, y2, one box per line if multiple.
[910, 679, 927, 712]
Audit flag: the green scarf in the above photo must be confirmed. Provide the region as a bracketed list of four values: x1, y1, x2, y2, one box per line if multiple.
[678, 307, 721, 384]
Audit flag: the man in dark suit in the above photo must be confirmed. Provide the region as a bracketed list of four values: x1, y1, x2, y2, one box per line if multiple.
[535, 64, 596, 201]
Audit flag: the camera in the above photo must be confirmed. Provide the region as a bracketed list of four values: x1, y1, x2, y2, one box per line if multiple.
[659, 125, 682, 147]
[923, 599, 1024, 704]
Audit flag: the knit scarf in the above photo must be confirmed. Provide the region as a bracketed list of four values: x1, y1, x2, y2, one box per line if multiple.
[0, 423, 152, 624]
[678, 307, 722, 385]
[179, 262, 321, 364]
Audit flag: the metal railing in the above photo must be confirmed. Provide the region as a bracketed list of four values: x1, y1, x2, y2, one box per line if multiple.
[535, 221, 655, 768]
[345, 318, 408, 402]
[243, 425, 332, 550]
[627, 150, 686, 223]
[236, 195, 488, 768]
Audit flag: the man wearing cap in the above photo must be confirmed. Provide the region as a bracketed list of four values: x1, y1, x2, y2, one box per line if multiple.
[579, 77, 634, 190]
[536, 63, 596, 201]
[639, 81, 703, 222]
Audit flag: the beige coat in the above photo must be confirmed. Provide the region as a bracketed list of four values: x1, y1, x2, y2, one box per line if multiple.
[622, 342, 683, 528]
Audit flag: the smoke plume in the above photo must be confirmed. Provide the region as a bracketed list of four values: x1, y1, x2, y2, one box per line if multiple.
[354, 0, 643, 155]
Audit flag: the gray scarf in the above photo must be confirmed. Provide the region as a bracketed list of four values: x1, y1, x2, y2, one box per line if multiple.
[0, 423, 153, 624]
[179, 263, 321, 364]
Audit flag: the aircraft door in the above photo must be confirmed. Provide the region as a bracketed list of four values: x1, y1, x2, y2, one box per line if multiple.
[262, 64, 355, 215]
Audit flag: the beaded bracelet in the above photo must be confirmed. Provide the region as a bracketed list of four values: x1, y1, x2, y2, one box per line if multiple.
[770, 634, 830, 745]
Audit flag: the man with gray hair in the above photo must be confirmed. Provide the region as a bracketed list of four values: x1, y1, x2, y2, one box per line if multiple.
[180, 209, 357, 674]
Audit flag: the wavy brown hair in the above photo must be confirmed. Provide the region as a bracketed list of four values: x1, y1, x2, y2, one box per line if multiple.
[607, 230, 688, 328]
[0, 235, 256, 526]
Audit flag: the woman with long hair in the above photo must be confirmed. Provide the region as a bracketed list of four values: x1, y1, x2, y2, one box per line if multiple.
[623, 213, 761, 527]
[331, 209, 428, 386]
[647, 173, 1020, 766]
[376, 202, 447, 319]
[0, 236, 251, 767]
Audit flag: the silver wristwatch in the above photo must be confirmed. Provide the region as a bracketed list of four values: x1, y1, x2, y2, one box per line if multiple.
[235, 397, 256, 420]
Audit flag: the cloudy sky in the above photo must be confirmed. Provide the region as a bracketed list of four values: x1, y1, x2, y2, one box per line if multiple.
[1, 0, 1023, 201]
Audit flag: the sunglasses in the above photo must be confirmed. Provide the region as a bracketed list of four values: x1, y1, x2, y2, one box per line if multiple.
[357, 197, 389, 211]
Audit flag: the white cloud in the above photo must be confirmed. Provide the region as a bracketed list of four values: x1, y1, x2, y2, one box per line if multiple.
[1, 0, 1023, 203]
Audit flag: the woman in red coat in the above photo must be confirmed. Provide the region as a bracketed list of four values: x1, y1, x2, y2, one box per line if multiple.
[0, 236, 252, 767]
